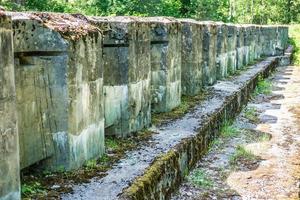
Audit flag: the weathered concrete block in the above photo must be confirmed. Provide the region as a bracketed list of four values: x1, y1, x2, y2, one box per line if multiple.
[243, 25, 256, 65]
[180, 19, 203, 96]
[12, 12, 104, 170]
[248, 25, 256, 62]
[226, 24, 237, 75]
[216, 22, 228, 79]
[253, 25, 262, 59]
[243, 25, 251, 66]
[202, 22, 217, 86]
[89, 16, 151, 137]
[261, 26, 277, 56]
[0, 13, 20, 200]
[236, 25, 245, 70]
[143, 17, 181, 113]
[276, 26, 289, 55]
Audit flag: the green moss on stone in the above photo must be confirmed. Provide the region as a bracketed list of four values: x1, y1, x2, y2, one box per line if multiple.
[152, 93, 208, 126]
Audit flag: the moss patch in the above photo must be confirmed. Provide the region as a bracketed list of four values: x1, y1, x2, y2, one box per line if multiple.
[123, 150, 178, 199]
[152, 93, 208, 126]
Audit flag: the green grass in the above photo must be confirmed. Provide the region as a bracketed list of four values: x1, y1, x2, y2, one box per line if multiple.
[21, 182, 46, 198]
[289, 25, 300, 66]
[229, 145, 257, 166]
[105, 137, 119, 150]
[188, 169, 213, 188]
[243, 106, 259, 123]
[254, 78, 272, 96]
[220, 121, 240, 138]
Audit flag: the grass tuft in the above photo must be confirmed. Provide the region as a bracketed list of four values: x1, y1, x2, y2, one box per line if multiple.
[22, 182, 46, 198]
[229, 145, 257, 166]
[188, 169, 213, 188]
[254, 78, 272, 96]
[243, 106, 259, 123]
[220, 121, 240, 138]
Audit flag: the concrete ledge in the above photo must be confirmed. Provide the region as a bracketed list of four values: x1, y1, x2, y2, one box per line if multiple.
[120, 57, 280, 200]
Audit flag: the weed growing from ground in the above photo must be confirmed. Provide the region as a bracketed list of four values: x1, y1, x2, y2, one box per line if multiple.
[22, 182, 46, 198]
[188, 169, 213, 188]
[243, 106, 259, 123]
[254, 78, 272, 96]
[220, 121, 240, 138]
[105, 137, 119, 150]
[229, 145, 257, 167]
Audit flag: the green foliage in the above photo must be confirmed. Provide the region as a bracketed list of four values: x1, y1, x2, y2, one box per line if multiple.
[191, 0, 230, 22]
[85, 159, 97, 169]
[105, 137, 119, 150]
[188, 169, 213, 188]
[21, 182, 46, 198]
[1, 0, 299, 24]
[254, 79, 272, 96]
[220, 121, 240, 138]
[290, 25, 300, 65]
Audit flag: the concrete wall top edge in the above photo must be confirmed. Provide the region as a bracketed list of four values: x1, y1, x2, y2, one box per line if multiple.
[8, 11, 99, 40]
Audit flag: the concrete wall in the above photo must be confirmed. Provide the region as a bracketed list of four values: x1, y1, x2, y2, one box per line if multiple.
[0, 13, 20, 200]
[180, 19, 203, 96]
[89, 16, 151, 137]
[216, 22, 228, 79]
[0, 11, 290, 199]
[12, 12, 104, 170]
[202, 22, 217, 86]
[236, 25, 245, 70]
[227, 24, 238, 75]
[147, 17, 182, 113]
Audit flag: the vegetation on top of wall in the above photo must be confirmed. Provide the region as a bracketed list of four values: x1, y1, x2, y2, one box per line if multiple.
[1, 0, 299, 24]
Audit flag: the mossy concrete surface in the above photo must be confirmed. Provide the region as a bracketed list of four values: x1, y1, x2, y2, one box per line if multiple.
[180, 19, 203, 96]
[120, 57, 281, 200]
[89, 16, 152, 138]
[0, 13, 20, 200]
[202, 21, 217, 86]
[12, 12, 105, 171]
[147, 17, 182, 113]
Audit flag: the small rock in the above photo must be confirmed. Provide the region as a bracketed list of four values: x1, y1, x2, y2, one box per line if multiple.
[186, 192, 192, 196]
[51, 185, 61, 190]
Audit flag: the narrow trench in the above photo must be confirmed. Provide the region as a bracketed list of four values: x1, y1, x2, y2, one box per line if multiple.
[172, 65, 300, 200]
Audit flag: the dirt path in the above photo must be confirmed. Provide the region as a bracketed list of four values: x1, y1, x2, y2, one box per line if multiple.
[172, 65, 300, 200]
[227, 65, 300, 199]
